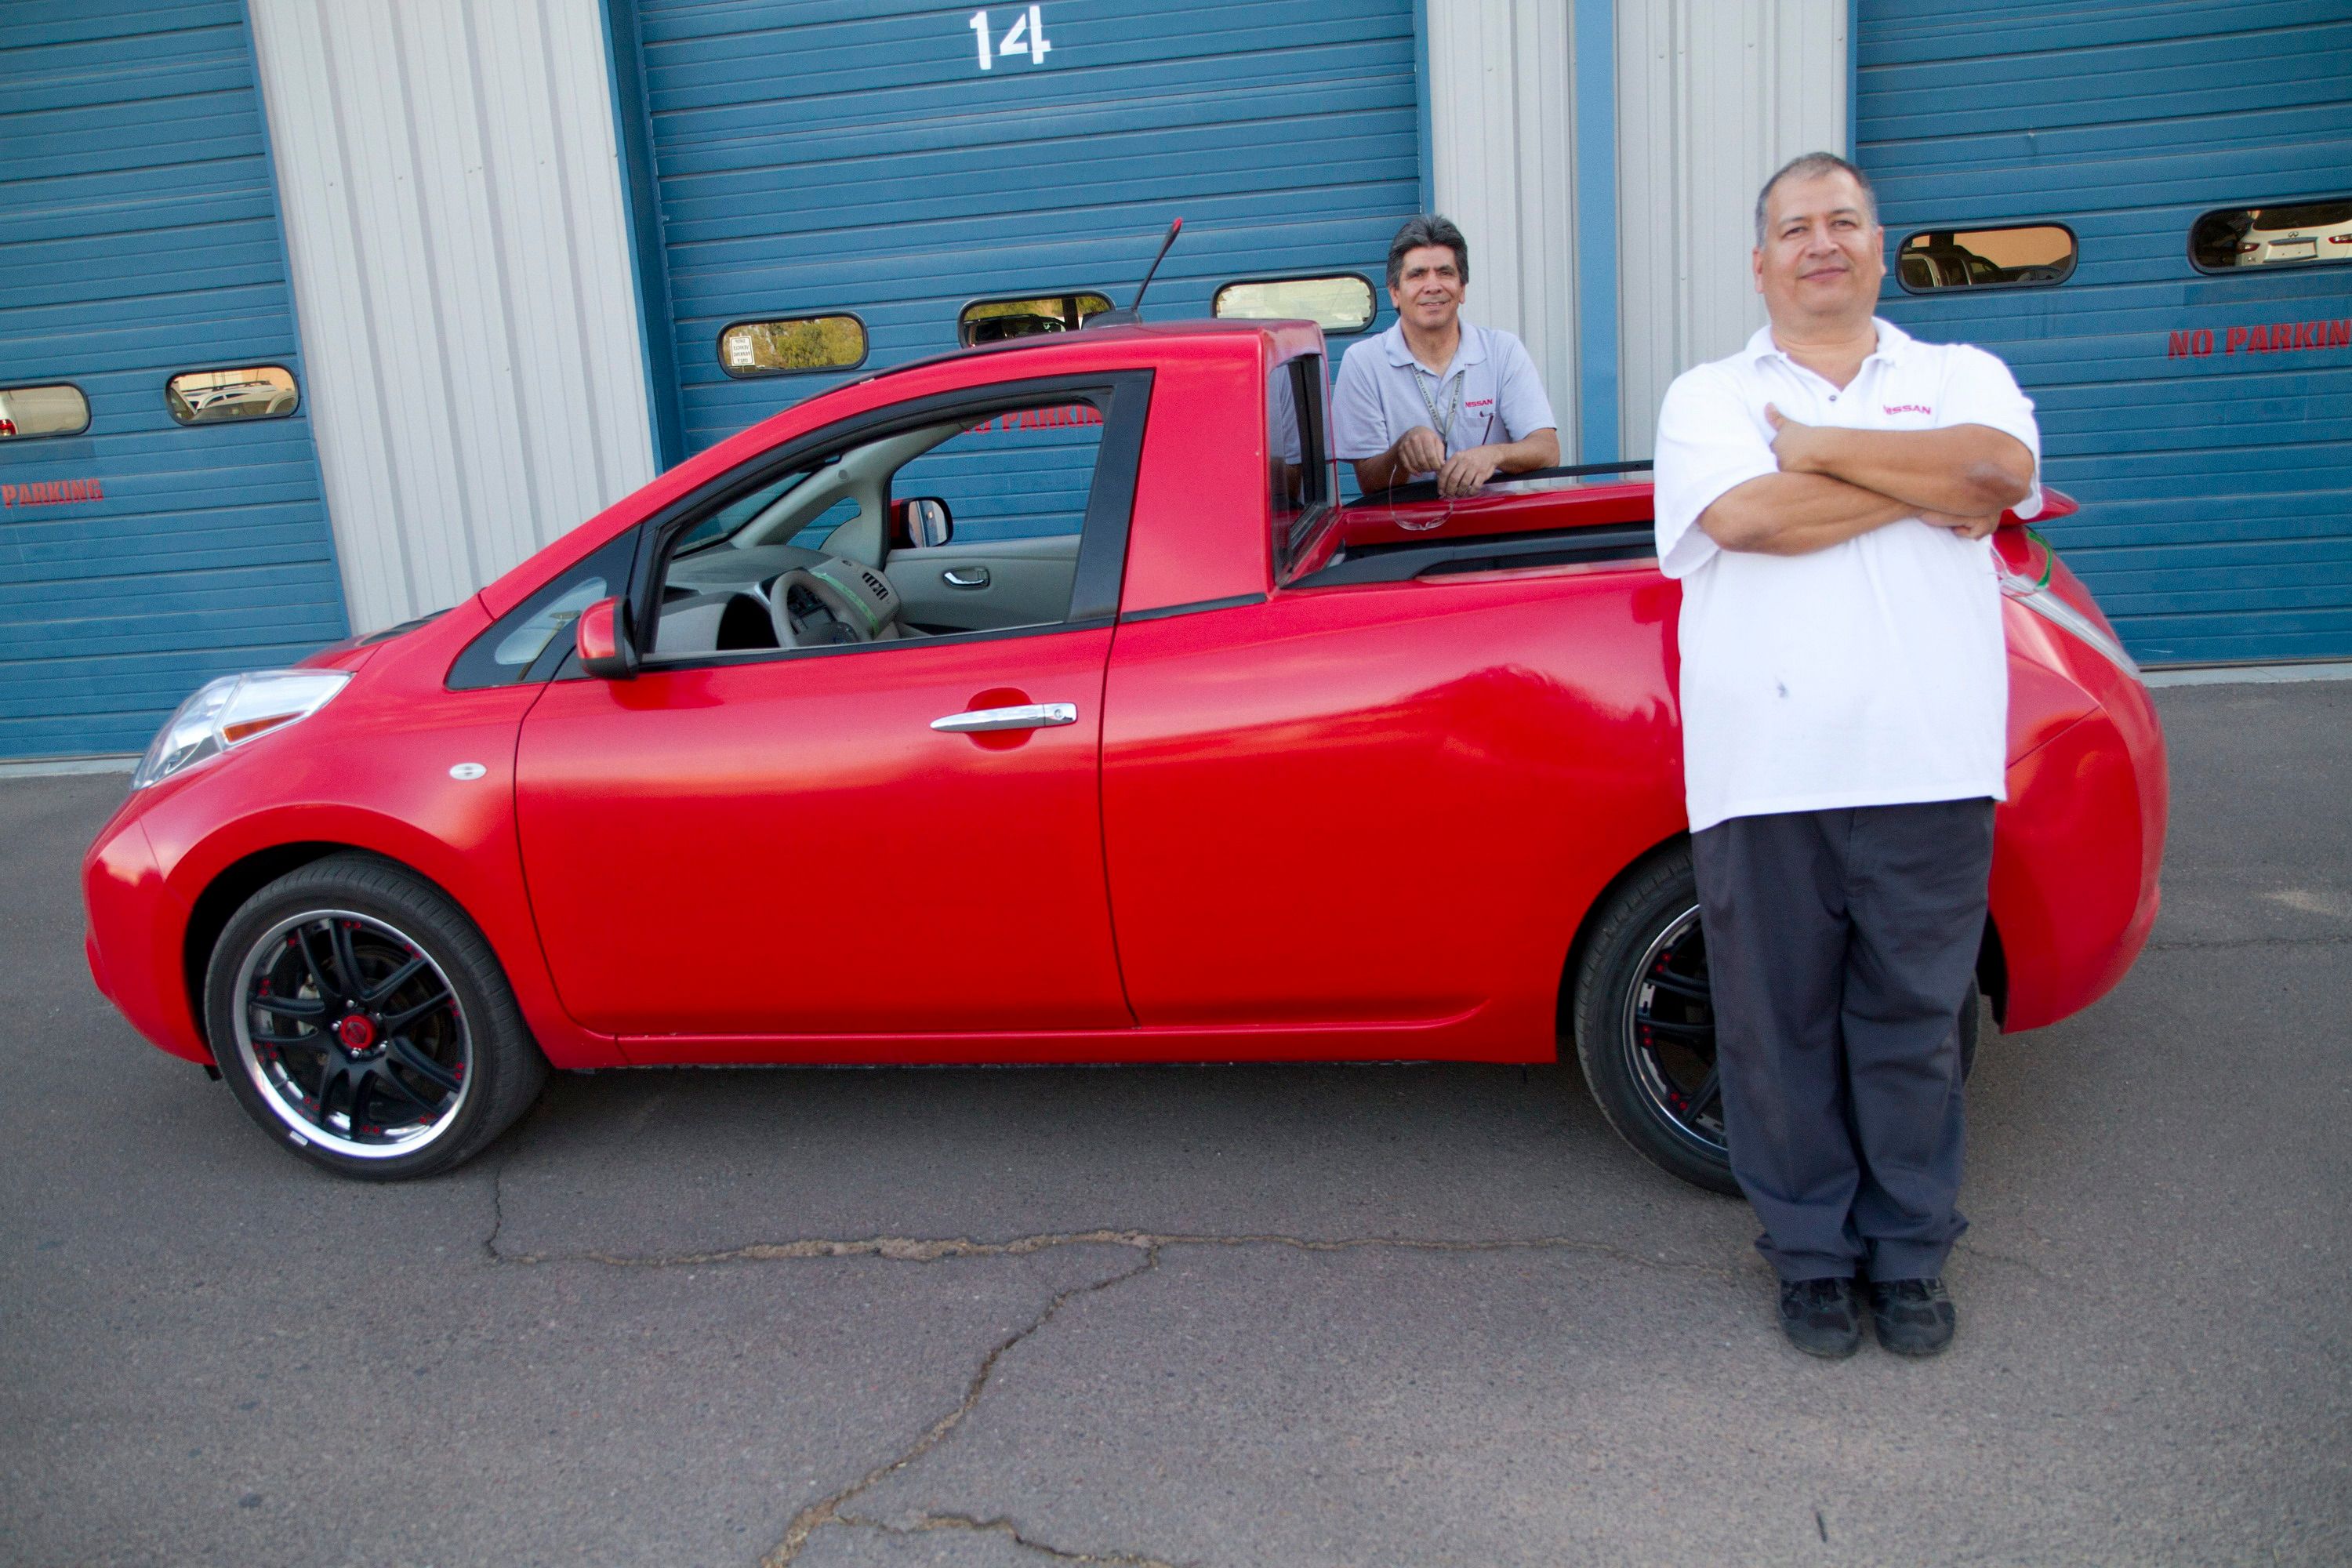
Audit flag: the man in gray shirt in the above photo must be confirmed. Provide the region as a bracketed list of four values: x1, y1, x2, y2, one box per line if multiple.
[1331, 216, 1560, 497]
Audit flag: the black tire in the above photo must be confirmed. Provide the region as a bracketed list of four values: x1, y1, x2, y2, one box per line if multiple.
[1570, 843, 1980, 1196]
[203, 853, 546, 1180]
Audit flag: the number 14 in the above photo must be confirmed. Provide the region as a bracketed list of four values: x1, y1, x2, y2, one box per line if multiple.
[970, 6, 1051, 71]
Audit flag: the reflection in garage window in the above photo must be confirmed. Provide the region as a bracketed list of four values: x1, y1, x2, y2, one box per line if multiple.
[166, 366, 299, 424]
[1894, 226, 2076, 292]
[2189, 198, 2352, 272]
[957, 292, 1111, 348]
[0, 383, 90, 439]
[717, 314, 869, 377]
[1214, 274, 1377, 335]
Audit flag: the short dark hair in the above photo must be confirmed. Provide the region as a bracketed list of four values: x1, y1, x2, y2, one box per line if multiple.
[1386, 214, 1468, 291]
[1754, 152, 1878, 245]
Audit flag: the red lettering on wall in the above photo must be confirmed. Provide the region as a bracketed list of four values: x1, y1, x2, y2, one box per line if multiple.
[2169, 330, 2194, 358]
[975, 404, 1103, 434]
[2332, 320, 2352, 348]
[0, 477, 104, 507]
[2225, 326, 2249, 354]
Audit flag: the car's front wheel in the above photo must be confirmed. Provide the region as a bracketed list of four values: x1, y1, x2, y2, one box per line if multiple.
[204, 854, 546, 1179]
[1570, 844, 1979, 1196]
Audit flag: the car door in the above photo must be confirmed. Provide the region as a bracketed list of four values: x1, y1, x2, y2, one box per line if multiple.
[512, 372, 1150, 1052]
[1098, 352, 1683, 1052]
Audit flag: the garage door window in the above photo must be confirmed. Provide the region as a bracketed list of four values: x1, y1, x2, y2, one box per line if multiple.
[1894, 226, 2075, 292]
[958, 292, 1112, 347]
[0, 383, 90, 439]
[717, 315, 868, 377]
[1214, 274, 1377, 335]
[2189, 199, 2352, 273]
[165, 366, 299, 424]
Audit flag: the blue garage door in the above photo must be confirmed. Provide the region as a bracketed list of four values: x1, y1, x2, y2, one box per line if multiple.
[0, 1, 343, 760]
[622, 0, 1423, 490]
[1857, 1, 2352, 666]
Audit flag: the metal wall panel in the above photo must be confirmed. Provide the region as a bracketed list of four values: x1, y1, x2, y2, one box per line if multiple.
[248, 0, 655, 635]
[1613, 0, 1847, 458]
[1426, 0, 1580, 452]
[1859, 0, 2352, 666]
[627, 0, 1425, 474]
[0, 0, 343, 760]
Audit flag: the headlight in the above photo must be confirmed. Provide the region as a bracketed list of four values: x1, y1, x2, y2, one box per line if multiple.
[132, 670, 352, 789]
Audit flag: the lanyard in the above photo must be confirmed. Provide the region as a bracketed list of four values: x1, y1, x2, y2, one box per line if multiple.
[1411, 361, 1466, 452]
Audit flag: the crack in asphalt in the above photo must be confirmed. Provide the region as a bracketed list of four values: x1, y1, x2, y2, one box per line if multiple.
[761, 1246, 1164, 1567]
[480, 1150, 511, 1265]
[2148, 932, 2352, 951]
[486, 1227, 1738, 1277]
[1950, 1240, 2062, 1285]
[831, 1511, 1190, 1566]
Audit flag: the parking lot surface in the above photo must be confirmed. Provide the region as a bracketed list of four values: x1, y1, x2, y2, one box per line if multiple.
[2, 681, 2347, 1567]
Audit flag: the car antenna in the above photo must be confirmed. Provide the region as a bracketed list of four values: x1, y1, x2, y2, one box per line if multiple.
[1088, 217, 1181, 328]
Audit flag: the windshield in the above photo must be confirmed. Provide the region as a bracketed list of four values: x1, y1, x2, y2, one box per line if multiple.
[672, 463, 827, 556]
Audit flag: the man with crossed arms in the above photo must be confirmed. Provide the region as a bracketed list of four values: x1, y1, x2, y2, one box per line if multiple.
[1652, 153, 2042, 1359]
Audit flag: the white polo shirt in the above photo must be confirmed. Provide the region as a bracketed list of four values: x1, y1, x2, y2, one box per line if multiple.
[1653, 318, 2042, 833]
[1331, 320, 1556, 473]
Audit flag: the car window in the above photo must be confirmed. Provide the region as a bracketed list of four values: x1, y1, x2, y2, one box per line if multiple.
[447, 531, 640, 689]
[671, 465, 826, 556]
[1270, 354, 1333, 579]
[619, 371, 1151, 670]
[891, 400, 1105, 543]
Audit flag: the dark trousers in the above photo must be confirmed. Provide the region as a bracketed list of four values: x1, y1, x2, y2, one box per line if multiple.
[1691, 799, 1996, 1283]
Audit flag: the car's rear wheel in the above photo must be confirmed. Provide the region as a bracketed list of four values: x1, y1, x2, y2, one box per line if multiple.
[204, 854, 545, 1179]
[1570, 844, 1979, 1196]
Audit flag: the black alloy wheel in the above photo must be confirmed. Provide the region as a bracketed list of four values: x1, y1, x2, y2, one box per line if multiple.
[205, 855, 546, 1179]
[1571, 843, 1979, 1196]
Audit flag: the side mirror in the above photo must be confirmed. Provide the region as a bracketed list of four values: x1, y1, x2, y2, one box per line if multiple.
[890, 497, 954, 550]
[575, 597, 639, 680]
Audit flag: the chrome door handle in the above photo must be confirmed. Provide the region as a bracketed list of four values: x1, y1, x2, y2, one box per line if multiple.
[942, 566, 989, 589]
[930, 702, 1078, 733]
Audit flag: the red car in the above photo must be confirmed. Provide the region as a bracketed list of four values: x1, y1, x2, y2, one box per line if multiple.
[82, 321, 2166, 1190]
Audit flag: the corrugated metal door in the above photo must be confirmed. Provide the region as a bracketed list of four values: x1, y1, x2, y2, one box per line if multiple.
[0, 1, 343, 760]
[626, 0, 1423, 463]
[1857, 1, 2352, 665]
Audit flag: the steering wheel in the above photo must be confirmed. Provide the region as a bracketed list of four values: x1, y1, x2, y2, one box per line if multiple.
[768, 564, 880, 648]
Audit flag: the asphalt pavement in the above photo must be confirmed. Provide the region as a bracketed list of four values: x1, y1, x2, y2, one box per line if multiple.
[2, 681, 2347, 1567]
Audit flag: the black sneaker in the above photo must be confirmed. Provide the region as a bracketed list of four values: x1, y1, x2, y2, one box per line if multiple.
[1869, 1277, 1957, 1356]
[1777, 1276, 1864, 1358]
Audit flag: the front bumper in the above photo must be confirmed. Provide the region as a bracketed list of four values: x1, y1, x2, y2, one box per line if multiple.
[1992, 673, 2168, 1033]
[82, 812, 209, 1064]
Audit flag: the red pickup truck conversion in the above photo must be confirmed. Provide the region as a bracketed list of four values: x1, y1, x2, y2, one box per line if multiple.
[82, 320, 2166, 1191]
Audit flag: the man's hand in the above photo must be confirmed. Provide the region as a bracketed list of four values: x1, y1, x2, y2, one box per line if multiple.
[1390, 426, 1446, 480]
[1436, 445, 1502, 497]
[1762, 404, 2031, 516]
[1917, 506, 2002, 541]
[1763, 405, 1829, 474]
